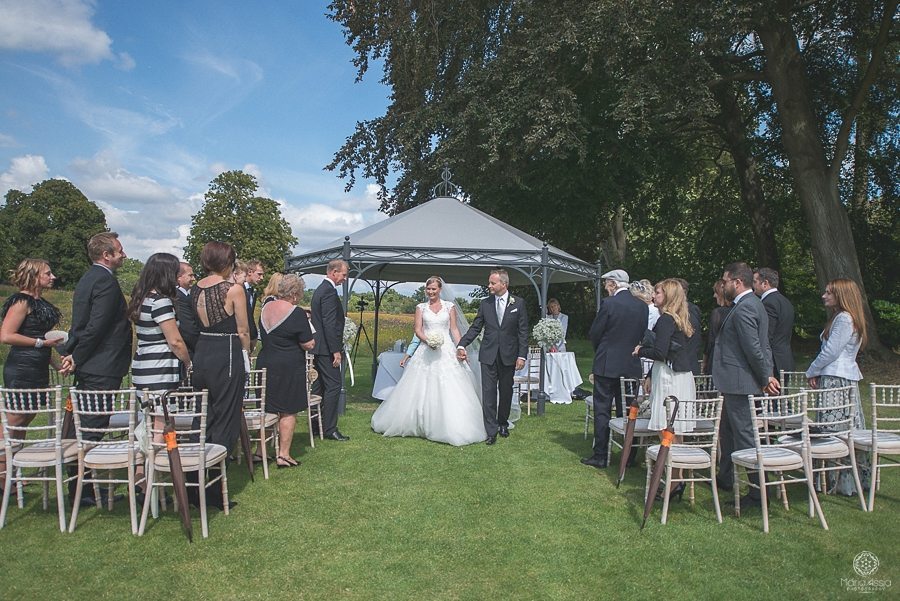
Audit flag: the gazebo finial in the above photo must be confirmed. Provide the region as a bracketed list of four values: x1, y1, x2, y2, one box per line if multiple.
[431, 165, 462, 199]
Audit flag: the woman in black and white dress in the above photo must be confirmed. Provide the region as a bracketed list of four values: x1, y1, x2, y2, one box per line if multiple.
[128, 253, 192, 396]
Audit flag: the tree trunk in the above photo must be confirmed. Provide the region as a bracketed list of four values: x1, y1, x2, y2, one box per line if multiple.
[712, 81, 780, 274]
[608, 205, 627, 264]
[756, 7, 884, 350]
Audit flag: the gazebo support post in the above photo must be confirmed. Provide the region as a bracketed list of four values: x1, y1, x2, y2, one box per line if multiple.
[338, 236, 351, 416]
[536, 243, 551, 416]
[372, 278, 381, 380]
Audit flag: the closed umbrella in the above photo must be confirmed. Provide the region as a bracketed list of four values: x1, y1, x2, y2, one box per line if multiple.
[159, 391, 193, 543]
[616, 398, 641, 488]
[641, 395, 680, 530]
[239, 413, 255, 482]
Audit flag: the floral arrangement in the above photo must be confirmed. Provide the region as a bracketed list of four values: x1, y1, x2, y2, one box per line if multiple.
[532, 317, 564, 350]
[425, 331, 444, 349]
[342, 318, 358, 347]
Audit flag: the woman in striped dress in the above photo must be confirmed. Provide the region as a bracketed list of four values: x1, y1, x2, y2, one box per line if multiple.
[128, 253, 192, 396]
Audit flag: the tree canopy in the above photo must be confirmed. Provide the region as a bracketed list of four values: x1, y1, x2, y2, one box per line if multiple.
[326, 0, 899, 348]
[0, 179, 109, 288]
[184, 170, 298, 274]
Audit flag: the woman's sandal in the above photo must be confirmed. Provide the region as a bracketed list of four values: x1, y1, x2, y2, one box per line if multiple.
[276, 456, 300, 468]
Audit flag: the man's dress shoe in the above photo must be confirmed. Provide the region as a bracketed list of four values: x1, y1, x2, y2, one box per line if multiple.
[326, 430, 350, 441]
[739, 494, 761, 512]
[485, 435, 497, 446]
[498, 425, 510, 438]
[580, 456, 608, 469]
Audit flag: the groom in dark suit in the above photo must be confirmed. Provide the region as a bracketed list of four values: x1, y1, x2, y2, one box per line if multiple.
[457, 269, 529, 445]
[311, 259, 350, 441]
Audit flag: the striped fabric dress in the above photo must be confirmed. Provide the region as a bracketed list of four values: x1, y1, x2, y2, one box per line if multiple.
[132, 293, 181, 396]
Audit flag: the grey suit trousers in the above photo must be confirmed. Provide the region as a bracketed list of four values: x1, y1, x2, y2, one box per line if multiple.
[718, 393, 761, 498]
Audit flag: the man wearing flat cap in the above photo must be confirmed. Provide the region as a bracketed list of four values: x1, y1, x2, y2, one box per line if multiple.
[583, 269, 648, 468]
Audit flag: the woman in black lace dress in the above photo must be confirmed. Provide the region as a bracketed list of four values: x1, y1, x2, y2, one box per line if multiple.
[189, 242, 250, 508]
[0, 259, 65, 479]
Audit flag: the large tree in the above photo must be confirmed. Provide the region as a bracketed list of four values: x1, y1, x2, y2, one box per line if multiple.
[0, 179, 108, 287]
[184, 170, 297, 273]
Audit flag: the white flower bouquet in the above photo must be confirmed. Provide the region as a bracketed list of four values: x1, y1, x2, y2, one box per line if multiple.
[425, 332, 444, 349]
[532, 318, 564, 350]
[343, 318, 358, 347]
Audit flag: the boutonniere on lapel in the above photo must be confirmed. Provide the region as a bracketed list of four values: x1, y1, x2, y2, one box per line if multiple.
[508, 297, 516, 306]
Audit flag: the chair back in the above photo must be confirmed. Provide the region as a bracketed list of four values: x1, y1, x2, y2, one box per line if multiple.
[244, 369, 267, 413]
[526, 346, 541, 378]
[306, 352, 319, 391]
[665, 395, 723, 450]
[48, 368, 74, 389]
[804, 386, 855, 438]
[870, 384, 900, 435]
[70, 388, 139, 454]
[780, 370, 808, 395]
[142, 390, 210, 454]
[0, 386, 64, 448]
[693, 374, 718, 399]
[619, 377, 641, 405]
[748, 391, 809, 452]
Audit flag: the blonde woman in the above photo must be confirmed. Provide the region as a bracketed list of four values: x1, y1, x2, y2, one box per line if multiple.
[261, 272, 284, 307]
[633, 279, 697, 501]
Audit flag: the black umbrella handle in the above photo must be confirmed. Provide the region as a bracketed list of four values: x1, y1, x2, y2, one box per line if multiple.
[664, 395, 680, 434]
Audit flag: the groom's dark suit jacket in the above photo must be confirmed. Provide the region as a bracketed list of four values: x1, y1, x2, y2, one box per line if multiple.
[311, 280, 343, 357]
[762, 290, 795, 376]
[458, 294, 528, 366]
[64, 264, 132, 379]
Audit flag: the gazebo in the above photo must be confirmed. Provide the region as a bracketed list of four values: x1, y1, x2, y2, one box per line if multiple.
[285, 175, 603, 412]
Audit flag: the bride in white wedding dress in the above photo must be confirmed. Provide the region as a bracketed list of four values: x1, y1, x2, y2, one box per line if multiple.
[371, 276, 487, 446]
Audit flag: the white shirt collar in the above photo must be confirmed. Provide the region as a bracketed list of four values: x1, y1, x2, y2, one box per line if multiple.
[735, 289, 754, 303]
[177, 286, 189, 296]
[761, 288, 778, 300]
[496, 292, 509, 304]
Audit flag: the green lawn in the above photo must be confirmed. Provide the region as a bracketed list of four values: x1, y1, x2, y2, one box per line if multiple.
[1, 339, 898, 600]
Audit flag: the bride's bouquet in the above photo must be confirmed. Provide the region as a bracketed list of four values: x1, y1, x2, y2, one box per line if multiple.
[425, 332, 444, 349]
[342, 318, 358, 347]
[532, 318, 564, 351]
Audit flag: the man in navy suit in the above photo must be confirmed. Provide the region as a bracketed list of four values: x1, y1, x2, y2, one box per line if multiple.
[311, 259, 350, 441]
[582, 269, 648, 468]
[457, 269, 529, 445]
[752, 267, 795, 378]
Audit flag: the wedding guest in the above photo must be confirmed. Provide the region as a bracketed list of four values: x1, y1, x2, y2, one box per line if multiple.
[245, 259, 264, 350]
[805, 278, 870, 494]
[399, 334, 421, 367]
[175, 261, 199, 362]
[674, 278, 703, 375]
[582, 269, 647, 469]
[753, 267, 796, 377]
[633, 279, 697, 502]
[311, 259, 351, 441]
[128, 253, 192, 397]
[189, 241, 251, 509]
[255, 274, 315, 467]
[0, 259, 64, 480]
[630, 279, 660, 331]
[261, 272, 285, 306]
[546, 298, 568, 352]
[702, 279, 732, 376]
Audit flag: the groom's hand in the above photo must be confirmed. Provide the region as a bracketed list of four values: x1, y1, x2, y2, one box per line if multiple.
[456, 347, 467, 362]
[515, 358, 525, 371]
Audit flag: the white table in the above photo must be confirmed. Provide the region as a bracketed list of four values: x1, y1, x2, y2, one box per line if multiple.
[515, 351, 583, 404]
[371, 352, 407, 400]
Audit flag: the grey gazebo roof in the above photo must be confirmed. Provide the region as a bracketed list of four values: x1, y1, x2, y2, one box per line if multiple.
[286, 196, 599, 288]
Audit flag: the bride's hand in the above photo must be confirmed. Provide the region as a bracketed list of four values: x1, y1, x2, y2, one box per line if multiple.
[456, 348, 467, 362]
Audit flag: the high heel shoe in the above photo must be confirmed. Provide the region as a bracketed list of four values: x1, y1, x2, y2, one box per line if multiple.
[655, 482, 686, 503]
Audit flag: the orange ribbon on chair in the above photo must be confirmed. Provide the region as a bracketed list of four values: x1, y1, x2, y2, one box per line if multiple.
[165, 430, 178, 451]
[628, 405, 639, 420]
[660, 430, 674, 447]
[65, 395, 72, 412]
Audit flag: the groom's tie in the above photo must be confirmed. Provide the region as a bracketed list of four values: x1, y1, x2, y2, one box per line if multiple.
[496, 296, 506, 324]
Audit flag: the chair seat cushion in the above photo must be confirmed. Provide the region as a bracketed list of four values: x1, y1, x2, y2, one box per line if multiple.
[245, 411, 279, 428]
[731, 447, 804, 470]
[513, 376, 539, 384]
[84, 441, 144, 468]
[12, 439, 78, 466]
[647, 445, 712, 467]
[778, 434, 849, 458]
[108, 412, 142, 429]
[609, 417, 653, 435]
[152, 444, 228, 471]
[851, 430, 900, 452]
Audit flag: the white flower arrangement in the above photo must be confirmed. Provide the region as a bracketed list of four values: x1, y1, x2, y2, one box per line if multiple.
[532, 318, 564, 350]
[425, 331, 444, 349]
[342, 318, 358, 347]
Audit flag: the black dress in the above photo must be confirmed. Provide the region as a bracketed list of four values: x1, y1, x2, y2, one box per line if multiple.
[256, 306, 314, 414]
[190, 282, 245, 454]
[1, 293, 61, 388]
[703, 305, 732, 375]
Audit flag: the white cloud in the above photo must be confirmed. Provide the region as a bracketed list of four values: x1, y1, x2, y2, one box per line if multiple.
[183, 51, 264, 85]
[0, 0, 122, 67]
[0, 133, 17, 147]
[115, 51, 136, 71]
[0, 154, 49, 193]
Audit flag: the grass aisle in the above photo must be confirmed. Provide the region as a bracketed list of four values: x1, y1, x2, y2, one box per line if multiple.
[2, 389, 897, 600]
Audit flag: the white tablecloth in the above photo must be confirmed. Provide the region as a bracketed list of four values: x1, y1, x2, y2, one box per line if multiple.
[371, 352, 406, 400]
[515, 351, 583, 404]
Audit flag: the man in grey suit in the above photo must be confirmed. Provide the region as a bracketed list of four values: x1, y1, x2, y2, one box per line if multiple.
[311, 259, 350, 441]
[582, 269, 648, 468]
[753, 267, 795, 377]
[457, 269, 529, 445]
[713, 262, 780, 510]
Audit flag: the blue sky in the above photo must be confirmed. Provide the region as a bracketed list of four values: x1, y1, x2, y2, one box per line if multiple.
[0, 0, 393, 265]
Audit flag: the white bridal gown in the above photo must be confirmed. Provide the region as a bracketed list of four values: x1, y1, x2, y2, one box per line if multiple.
[371, 300, 487, 446]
